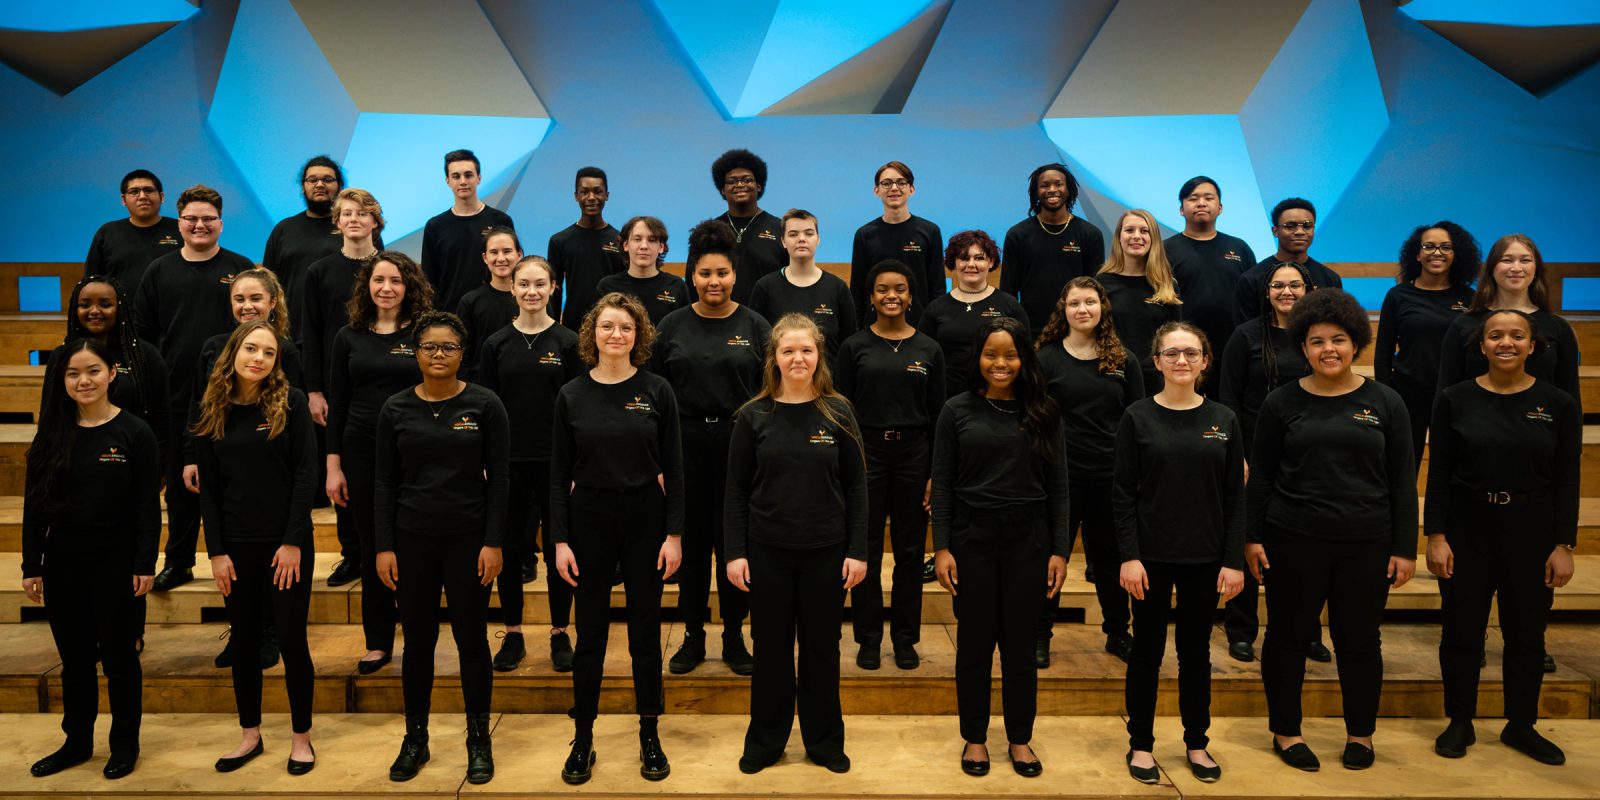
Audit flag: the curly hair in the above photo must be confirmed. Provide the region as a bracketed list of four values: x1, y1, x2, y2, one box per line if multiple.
[712, 148, 768, 200]
[943, 229, 1000, 274]
[1471, 234, 1549, 312]
[1026, 163, 1079, 216]
[1035, 276, 1128, 375]
[686, 218, 739, 274]
[1398, 220, 1479, 287]
[1098, 209, 1181, 304]
[65, 275, 155, 420]
[967, 316, 1060, 462]
[193, 320, 292, 441]
[347, 251, 434, 330]
[231, 268, 291, 340]
[1286, 288, 1370, 357]
[578, 291, 655, 367]
[740, 313, 863, 456]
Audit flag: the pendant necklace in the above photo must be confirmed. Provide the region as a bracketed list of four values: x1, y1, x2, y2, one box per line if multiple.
[518, 326, 545, 351]
[724, 213, 754, 244]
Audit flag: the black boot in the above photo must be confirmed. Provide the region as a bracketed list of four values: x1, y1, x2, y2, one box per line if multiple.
[389, 716, 430, 782]
[562, 738, 596, 784]
[640, 718, 669, 780]
[465, 713, 494, 784]
[668, 630, 705, 674]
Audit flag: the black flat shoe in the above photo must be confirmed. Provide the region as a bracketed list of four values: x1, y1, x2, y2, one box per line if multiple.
[806, 750, 850, 773]
[1228, 640, 1256, 663]
[326, 559, 359, 587]
[102, 751, 138, 780]
[1187, 752, 1221, 782]
[1272, 739, 1320, 772]
[856, 643, 880, 670]
[640, 735, 670, 781]
[738, 753, 777, 774]
[960, 744, 989, 776]
[893, 643, 920, 670]
[1105, 633, 1134, 663]
[29, 743, 91, 777]
[287, 743, 316, 775]
[152, 565, 192, 591]
[1307, 642, 1332, 663]
[1126, 751, 1159, 784]
[215, 738, 264, 772]
[1034, 637, 1050, 669]
[492, 632, 525, 672]
[1501, 724, 1565, 765]
[723, 635, 755, 676]
[1010, 746, 1042, 778]
[550, 632, 574, 672]
[1342, 742, 1374, 770]
[562, 739, 595, 784]
[357, 652, 391, 675]
[1435, 719, 1475, 758]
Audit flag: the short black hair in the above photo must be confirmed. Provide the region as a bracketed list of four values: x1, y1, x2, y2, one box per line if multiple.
[575, 166, 607, 191]
[121, 169, 161, 195]
[1472, 308, 1545, 357]
[444, 149, 480, 175]
[711, 148, 768, 199]
[1179, 175, 1219, 202]
[1027, 163, 1079, 216]
[300, 155, 344, 188]
[413, 310, 467, 345]
[866, 259, 914, 301]
[1286, 288, 1370, 356]
[1271, 197, 1316, 227]
[1398, 220, 1480, 287]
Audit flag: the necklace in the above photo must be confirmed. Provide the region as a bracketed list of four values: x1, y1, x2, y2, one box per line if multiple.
[877, 333, 904, 354]
[1036, 213, 1072, 236]
[420, 386, 460, 419]
[951, 285, 990, 312]
[985, 396, 1020, 414]
[518, 326, 545, 351]
[724, 212, 755, 243]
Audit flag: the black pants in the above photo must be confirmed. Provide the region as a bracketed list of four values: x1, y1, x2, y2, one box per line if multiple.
[569, 485, 666, 721]
[1226, 569, 1325, 648]
[396, 530, 492, 717]
[1439, 493, 1554, 727]
[315, 421, 359, 562]
[1126, 561, 1218, 751]
[222, 540, 314, 732]
[1261, 528, 1390, 737]
[678, 420, 746, 636]
[344, 430, 397, 652]
[45, 535, 141, 753]
[1039, 479, 1126, 640]
[1395, 380, 1433, 471]
[160, 442, 203, 569]
[744, 540, 847, 761]
[851, 430, 929, 646]
[953, 522, 1047, 745]
[501, 461, 569, 627]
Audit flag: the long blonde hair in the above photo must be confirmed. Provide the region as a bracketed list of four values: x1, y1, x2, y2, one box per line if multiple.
[1098, 209, 1181, 304]
[192, 320, 292, 441]
[740, 314, 862, 453]
[231, 268, 292, 340]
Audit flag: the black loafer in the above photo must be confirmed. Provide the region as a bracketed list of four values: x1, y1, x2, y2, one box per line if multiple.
[357, 652, 391, 675]
[215, 738, 264, 772]
[856, 643, 880, 670]
[326, 559, 359, 587]
[806, 750, 850, 773]
[1188, 752, 1221, 782]
[561, 740, 595, 785]
[738, 753, 777, 774]
[640, 735, 669, 781]
[1273, 739, 1320, 771]
[102, 751, 138, 780]
[1126, 751, 1159, 784]
[1105, 633, 1134, 663]
[893, 643, 919, 670]
[1501, 724, 1565, 765]
[29, 743, 91, 777]
[287, 743, 316, 775]
[961, 744, 989, 776]
[1341, 742, 1374, 770]
[550, 632, 574, 673]
[1435, 720, 1475, 758]
[152, 565, 192, 591]
[1307, 642, 1333, 663]
[1228, 640, 1256, 663]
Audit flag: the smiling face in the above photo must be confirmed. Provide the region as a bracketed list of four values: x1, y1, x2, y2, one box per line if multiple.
[1063, 286, 1101, 335]
[368, 260, 406, 312]
[775, 329, 818, 385]
[953, 243, 992, 291]
[1119, 213, 1152, 259]
[575, 176, 607, 217]
[871, 270, 911, 321]
[692, 253, 735, 307]
[1479, 311, 1534, 373]
[622, 221, 665, 270]
[230, 276, 275, 325]
[1301, 321, 1355, 379]
[594, 307, 638, 361]
[1154, 329, 1207, 388]
[721, 167, 759, 206]
[1493, 241, 1536, 296]
[64, 348, 114, 408]
[1418, 227, 1454, 278]
[978, 330, 1020, 394]
[483, 232, 521, 281]
[1273, 208, 1315, 257]
[782, 216, 818, 261]
[415, 324, 463, 379]
[233, 327, 279, 386]
[178, 201, 222, 250]
[76, 281, 118, 337]
[1268, 265, 1306, 321]
[1034, 169, 1069, 213]
[874, 166, 914, 211]
[514, 261, 553, 315]
[121, 178, 162, 223]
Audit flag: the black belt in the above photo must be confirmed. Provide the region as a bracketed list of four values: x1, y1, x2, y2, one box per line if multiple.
[1480, 490, 1531, 507]
[863, 427, 921, 441]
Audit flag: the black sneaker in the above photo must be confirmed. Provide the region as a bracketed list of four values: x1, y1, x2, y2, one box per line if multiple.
[326, 559, 359, 587]
[1228, 640, 1256, 663]
[668, 631, 705, 674]
[492, 632, 525, 672]
[152, 565, 192, 592]
[1500, 724, 1565, 765]
[856, 643, 881, 670]
[723, 634, 755, 676]
[1104, 633, 1134, 663]
[550, 632, 574, 672]
[893, 643, 920, 670]
[1435, 719, 1475, 758]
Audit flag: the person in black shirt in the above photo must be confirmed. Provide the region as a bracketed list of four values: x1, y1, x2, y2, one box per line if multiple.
[1033, 277, 1143, 667]
[83, 169, 180, 288]
[477, 256, 582, 673]
[134, 185, 255, 592]
[726, 314, 868, 775]
[1000, 163, 1105, 338]
[551, 292, 684, 785]
[193, 321, 318, 775]
[657, 220, 770, 677]
[1115, 322, 1245, 784]
[922, 229, 1030, 397]
[707, 148, 786, 302]
[849, 161, 944, 325]
[547, 166, 623, 328]
[835, 260, 944, 671]
[1374, 221, 1479, 468]
[596, 215, 688, 326]
[1233, 198, 1344, 323]
[263, 156, 348, 340]
[1427, 310, 1579, 766]
[22, 339, 160, 780]
[456, 227, 521, 378]
[749, 209, 856, 362]
[932, 316, 1069, 778]
[1095, 209, 1182, 395]
[325, 252, 432, 675]
[1164, 176, 1257, 392]
[52, 276, 169, 453]
[421, 149, 515, 312]
[1245, 289, 1416, 773]
[376, 312, 509, 785]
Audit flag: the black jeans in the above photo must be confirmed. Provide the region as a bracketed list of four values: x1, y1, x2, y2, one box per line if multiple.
[221, 540, 314, 732]
[1260, 527, 1391, 737]
[1126, 561, 1218, 751]
[395, 530, 492, 717]
[569, 485, 666, 721]
[1039, 478, 1126, 640]
[502, 461, 569, 627]
[45, 533, 141, 753]
[344, 430, 397, 652]
[678, 420, 746, 637]
[160, 442, 203, 569]
[744, 540, 847, 761]
[953, 519, 1047, 745]
[852, 430, 929, 646]
[1439, 492, 1554, 727]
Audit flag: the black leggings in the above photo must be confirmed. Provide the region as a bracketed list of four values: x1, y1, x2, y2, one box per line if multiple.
[1261, 528, 1391, 737]
[745, 540, 847, 761]
[1039, 478, 1126, 639]
[852, 431, 929, 646]
[344, 430, 397, 652]
[221, 540, 314, 732]
[569, 485, 666, 721]
[45, 535, 141, 753]
[678, 421, 746, 636]
[396, 530, 492, 717]
[953, 523, 1047, 745]
[1126, 561, 1218, 751]
[501, 461, 570, 628]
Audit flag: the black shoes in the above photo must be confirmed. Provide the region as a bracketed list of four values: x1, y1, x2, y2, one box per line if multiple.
[1544, 653, 1557, 673]
[1435, 719, 1475, 758]
[723, 634, 755, 676]
[1307, 641, 1333, 663]
[214, 737, 264, 772]
[640, 734, 670, 780]
[1126, 751, 1159, 784]
[357, 651, 391, 675]
[550, 632, 574, 672]
[668, 631, 705, 674]
[738, 752, 777, 774]
[521, 558, 537, 585]
[807, 750, 851, 773]
[922, 555, 936, 583]
[465, 713, 494, 784]
[1272, 738, 1320, 771]
[1034, 637, 1050, 668]
[492, 632, 525, 672]
[29, 742, 91, 777]
[562, 739, 596, 784]
[388, 718, 430, 782]
[287, 743, 316, 775]
[1228, 640, 1256, 662]
[1105, 632, 1134, 663]
[153, 565, 192, 591]
[1188, 751, 1221, 782]
[326, 558, 359, 587]
[961, 744, 989, 776]
[215, 628, 233, 668]
[893, 643, 920, 670]
[1501, 724, 1565, 765]
[1342, 741, 1375, 770]
[1009, 745, 1042, 777]
[856, 643, 881, 670]
[102, 750, 138, 780]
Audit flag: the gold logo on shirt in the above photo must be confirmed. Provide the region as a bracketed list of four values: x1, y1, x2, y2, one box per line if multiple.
[537, 351, 562, 366]
[115, 363, 133, 375]
[602, 241, 621, 253]
[218, 273, 237, 285]
[1526, 406, 1554, 423]
[813, 304, 834, 316]
[255, 422, 271, 432]
[624, 396, 654, 413]
[98, 446, 127, 463]
[901, 241, 923, 253]
[1202, 426, 1229, 441]
[1450, 301, 1469, 313]
[1224, 251, 1242, 262]
[389, 343, 416, 356]
[757, 230, 778, 241]
[727, 335, 751, 347]
[808, 429, 836, 446]
[655, 291, 677, 304]
[1060, 242, 1081, 253]
[451, 414, 479, 431]
[1351, 408, 1381, 425]
[905, 361, 928, 375]
[158, 235, 179, 246]
[979, 307, 1002, 318]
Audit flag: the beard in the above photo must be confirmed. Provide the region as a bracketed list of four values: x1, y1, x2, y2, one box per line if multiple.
[305, 196, 334, 216]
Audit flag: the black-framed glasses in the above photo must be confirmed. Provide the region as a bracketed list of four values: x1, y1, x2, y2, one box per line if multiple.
[723, 176, 757, 187]
[302, 176, 339, 186]
[418, 342, 463, 355]
[1277, 221, 1314, 232]
[1268, 281, 1306, 292]
[1159, 348, 1203, 363]
[1420, 243, 1454, 253]
[179, 215, 219, 225]
[123, 187, 159, 197]
[877, 179, 910, 189]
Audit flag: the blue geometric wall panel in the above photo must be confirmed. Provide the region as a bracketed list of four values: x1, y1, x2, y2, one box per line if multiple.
[1399, 0, 1600, 96]
[0, 0, 197, 94]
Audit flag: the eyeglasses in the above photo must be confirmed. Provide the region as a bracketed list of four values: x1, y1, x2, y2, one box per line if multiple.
[418, 342, 463, 355]
[723, 176, 757, 187]
[1159, 348, 1204, 363]
[302, 176, 339, 186]
[1268, 281, 1306, 292]
[179, 215, 219, 225]
[123, 187, 159, 197]
[1277, 221, 1314, 232]
[1420, 243, 1454, 253]
[877, 179, 910, 189]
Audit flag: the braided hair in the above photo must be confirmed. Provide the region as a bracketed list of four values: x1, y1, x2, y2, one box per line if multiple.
[65, 275, 155, 419]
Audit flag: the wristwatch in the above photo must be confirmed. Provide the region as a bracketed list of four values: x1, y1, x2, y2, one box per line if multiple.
[1556, 543, 1577, 552]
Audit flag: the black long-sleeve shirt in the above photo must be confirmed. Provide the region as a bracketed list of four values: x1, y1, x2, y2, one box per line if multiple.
[44, 340, 171, 453]
[1438, 309, 1581, 411]
[724, 397, 868, 560]
[1424, 379, 1581, 545]
[196, 389, 318, 554]
[300, 252, 367, 392]
[596, 270, 688, 327]
[476, 322, 582, 461]
[1113, 398, 1246, 569]
[132, 248, 253, 413]
[1096, 271, 1181, 395]
[929, 392, 1071, 555]
[1234, 256, 1344, 323]
[834, 329, 945, 433]
[326, 326, 419, 451]
[262, 212, 345, 341]
[849, 215, 945, 325]
[83, 217, 181, 287]
[1038, 343, 1144, 480]
[747, 269, 857, 360]
[1216, 321, 1309, 449]
[374, 383, 510, 550]
[420, 205, 515, 313]
[1373, 282, 1473, 397]
[1246, 379, 1417, 557]
[455, 284, 517, 379]
[919, 289, 1030, 398]
[1000, 215, 1105, 336]
[1166, 232, 1256, 387]
[547, 223, 622, 328]
[21, 411, 162, 577]
[549, 370, 685, 543]
[182, 331, 306, 461]
[651, 306, 771, 419]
